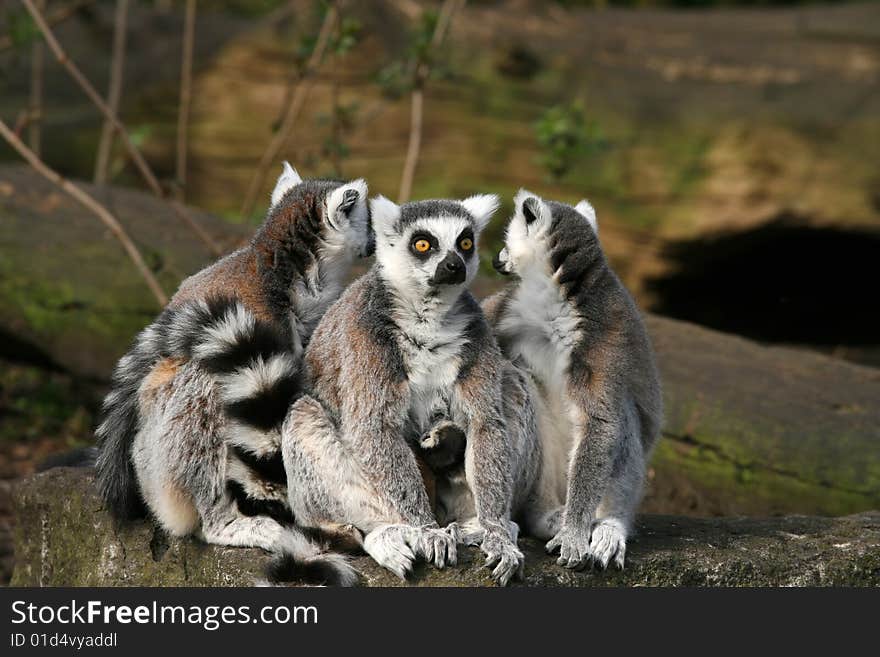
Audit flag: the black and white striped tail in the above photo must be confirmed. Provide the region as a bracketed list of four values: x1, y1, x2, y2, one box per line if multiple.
[95, 309, 178, 519]
[165, 297, 302, 520]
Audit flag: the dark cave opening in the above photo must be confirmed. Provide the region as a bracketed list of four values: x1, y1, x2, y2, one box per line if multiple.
[646, 216, 880, 354]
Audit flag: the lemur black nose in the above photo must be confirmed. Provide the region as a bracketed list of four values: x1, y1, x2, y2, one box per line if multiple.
[431, 251, 466, 286]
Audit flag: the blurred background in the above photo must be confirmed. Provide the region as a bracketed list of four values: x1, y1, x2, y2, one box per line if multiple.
[1, 0, 879, 583]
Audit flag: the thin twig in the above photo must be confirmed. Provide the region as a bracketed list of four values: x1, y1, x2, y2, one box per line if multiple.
[28, 0, 45, 156]
[175, 0, 197, 200]
[240, 2, 338, 220]
[21, 0, 222, 256]
[397, 0, 464, 203]
[397, 89, 423, 204]
[94, 0, 129, 184]
[0, 118, 168, 307]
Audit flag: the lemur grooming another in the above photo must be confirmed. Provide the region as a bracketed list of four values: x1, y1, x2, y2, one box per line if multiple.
[94, 164, 371, 585]
[281, 195, 527, 585]
[486, 191, 662, 569]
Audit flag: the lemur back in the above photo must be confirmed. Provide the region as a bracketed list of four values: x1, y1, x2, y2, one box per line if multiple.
[487, 191, 662, 570]
[94, 164, 370, 585]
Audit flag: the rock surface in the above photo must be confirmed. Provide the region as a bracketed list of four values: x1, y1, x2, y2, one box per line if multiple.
[12, 468, 880, 587]
[0, 165, 249, 380]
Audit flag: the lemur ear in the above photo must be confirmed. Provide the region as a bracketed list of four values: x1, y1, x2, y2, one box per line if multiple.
[369, 195, 401, 236]
[574, 199, 598, 233]
[326, 179, 368, 229]
[461, 194, 499, 232]
[514, 188, 547, 227]
[270, 161, 303, 208]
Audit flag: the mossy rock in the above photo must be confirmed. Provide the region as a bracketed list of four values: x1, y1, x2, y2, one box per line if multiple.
[11, 468, 879, 587]
[0, 165, 248, 380]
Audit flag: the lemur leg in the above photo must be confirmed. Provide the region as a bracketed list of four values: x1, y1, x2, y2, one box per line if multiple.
[282, 395, 456, 579]
[590, 411, 645, 569]
[546, 396, 625, 571]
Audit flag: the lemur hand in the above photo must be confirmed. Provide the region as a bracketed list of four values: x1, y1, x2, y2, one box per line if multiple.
[546, 521, 592, 570]
[415, 524, 458, 569]
[480, 526, 524, 586]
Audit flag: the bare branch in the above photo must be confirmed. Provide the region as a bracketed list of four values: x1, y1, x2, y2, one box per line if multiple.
[94, 0, 129, 184]
[397, 0, 465, 203]
[175, 0, 197, 200]
[0, 118, 168, 307]
[20, 0, 222, 257]
[240, 2, 338, 220]
[397, 88, 422, 205]
[28, 0, 46, 156]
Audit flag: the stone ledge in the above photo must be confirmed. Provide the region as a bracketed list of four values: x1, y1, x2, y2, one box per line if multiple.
[11, 468, 880, 586]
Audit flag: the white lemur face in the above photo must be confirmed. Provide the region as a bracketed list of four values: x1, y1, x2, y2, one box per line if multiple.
[493, 189, 598, 277]
[371, 195, 499, 297]
[270, 161, 372, 261]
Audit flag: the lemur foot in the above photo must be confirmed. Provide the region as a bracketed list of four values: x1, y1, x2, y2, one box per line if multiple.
[481, 528, 524, 586]
[416, 525, 458, 569]
[363, 524, 418, 580]
[589, 518, 627, 570]
[417, 420, 467, 471]
[546, 523, 592, 570]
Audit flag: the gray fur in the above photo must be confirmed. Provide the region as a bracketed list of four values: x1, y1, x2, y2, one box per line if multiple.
[94, 168, 370, 585]
[281, 195, 525, 585]
[487, 190, 662, 570]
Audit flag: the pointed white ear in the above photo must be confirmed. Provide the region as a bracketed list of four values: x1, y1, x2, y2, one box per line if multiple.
[369, 195, 400, 235]
[461, 194, 499, 231]
[513, 188, 549, 226]
[575, 199, 598, 233]
[270, 161, 303, 208]
[325, 179, 368, 229]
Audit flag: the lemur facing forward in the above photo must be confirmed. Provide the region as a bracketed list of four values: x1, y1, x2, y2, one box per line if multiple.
[94, 164, 370, 585]
[281, 195, 527, 585]
[485, 191, 662, 570]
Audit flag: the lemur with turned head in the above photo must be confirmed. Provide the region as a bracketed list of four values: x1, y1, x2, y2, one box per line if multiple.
[419, 191, 661, 570]
[281, 195, 532, 585]
[490, 191, 662, 568]
[94, 164, 371, 585]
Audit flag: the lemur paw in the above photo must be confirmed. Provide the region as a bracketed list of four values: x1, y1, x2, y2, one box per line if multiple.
[589, 518, 627, 570]
[481, 528, 524, 586]
[417, 525, 458, 569]
[546, 523, 592, 570]
[363, 525, 418, 580]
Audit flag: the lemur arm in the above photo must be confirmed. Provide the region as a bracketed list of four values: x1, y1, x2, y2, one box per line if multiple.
[455, 357, 514, 536]
[336, 347, 437, 528]
[454, 330, 524, 585]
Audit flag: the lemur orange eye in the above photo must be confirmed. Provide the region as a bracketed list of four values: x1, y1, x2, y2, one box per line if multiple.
[414, 239, 431, 253]
[459, 237, 473, 251]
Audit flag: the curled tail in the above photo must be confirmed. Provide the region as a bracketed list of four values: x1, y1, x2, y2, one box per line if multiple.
[165, 297, 301, 520]
[170, 297, 302, 445]
[266, 530, 361, 587]
[95, 296, 300, 521]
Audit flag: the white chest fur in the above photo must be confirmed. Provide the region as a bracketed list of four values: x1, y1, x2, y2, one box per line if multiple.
[395, 303, 471, 432]
[498, 272, 580, 397]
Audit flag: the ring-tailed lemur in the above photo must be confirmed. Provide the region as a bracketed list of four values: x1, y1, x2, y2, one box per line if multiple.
[484, 190, 663, 570]
[280, 195, 527, 585]
[94, 164, 370, 585]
